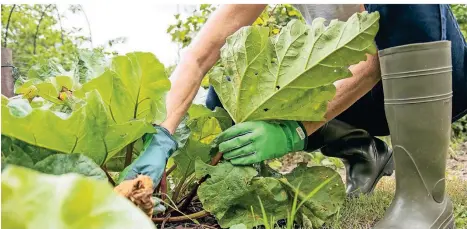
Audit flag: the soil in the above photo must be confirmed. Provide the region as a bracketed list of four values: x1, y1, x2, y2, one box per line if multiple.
[155, 200, 220, 229]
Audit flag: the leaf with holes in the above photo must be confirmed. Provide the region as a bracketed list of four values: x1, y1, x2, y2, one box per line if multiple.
[210, 12, 379, 123]
[15, 75, 81, 104]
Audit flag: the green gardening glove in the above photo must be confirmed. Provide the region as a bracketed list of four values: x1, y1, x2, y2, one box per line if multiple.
[217, 120, 307, 165]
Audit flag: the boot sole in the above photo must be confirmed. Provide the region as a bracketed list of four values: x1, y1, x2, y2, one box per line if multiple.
[442, 215, 455, 229]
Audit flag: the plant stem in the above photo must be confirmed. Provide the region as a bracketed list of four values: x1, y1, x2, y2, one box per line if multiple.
[172, 174, 188, 203]
[3, 4, 16, 48]
[78, 4, 93, 48]
[152, 210, 209, 223]
[53, 6, 64, 45]
[179, 152, 223, 211]
[166, 164, 177, 176]
[124, 141, 135, 167]
[33, 4, 53, 54]
[160, 170, 167, 202]
[101, 165, 115, 186]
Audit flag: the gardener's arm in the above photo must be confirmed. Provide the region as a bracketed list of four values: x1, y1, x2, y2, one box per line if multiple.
[300, 54, 381, 134]
[161, 4, 267, 134]
[116, 5, 266, 205]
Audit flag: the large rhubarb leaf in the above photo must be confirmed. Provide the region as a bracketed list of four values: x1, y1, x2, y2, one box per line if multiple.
[187, 104, 232, 144]
[1, 136, 105, 179]
[26, 58, 69, 81]
[210, 12, 379, 123]
[74, 49, 108, 83]
[172, 114, 191, 149]
[1, 143, 34, 169]
[219, 177, 290, 228]
[195, 160, 290, 228]
[195, 160, 258, 221]
[1, 136, 57, 164]
[281, 164, 345, 228]
[195, 161, 345, 228]
[171, 105, 232, 180]
[1, 91, 154, 165]
[34, 154, 107, 180]
[172, 138, 211, 179]
[76, 52, 170, 124]
[1, 166, 155, 229]
[104, 139, 145, 172]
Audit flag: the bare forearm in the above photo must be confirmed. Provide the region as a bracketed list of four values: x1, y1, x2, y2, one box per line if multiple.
[161, 4, 266, 134]
[301, 54, 381, 135]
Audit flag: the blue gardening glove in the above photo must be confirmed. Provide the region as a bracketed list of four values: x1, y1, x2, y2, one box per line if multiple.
[124, 125, 178, 187]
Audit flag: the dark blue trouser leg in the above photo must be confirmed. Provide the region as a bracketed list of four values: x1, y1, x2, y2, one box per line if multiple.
[206, 85, 223, 111]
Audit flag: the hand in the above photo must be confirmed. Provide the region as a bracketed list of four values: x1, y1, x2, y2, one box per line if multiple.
[217, 120, 307, 165]
[124, 125, 178, 186]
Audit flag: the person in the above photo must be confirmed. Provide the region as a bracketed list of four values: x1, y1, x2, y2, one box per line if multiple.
[123, 4, 466, 228]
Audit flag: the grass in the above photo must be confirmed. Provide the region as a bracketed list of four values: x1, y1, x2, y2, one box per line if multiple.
[322, 177, 467, 229]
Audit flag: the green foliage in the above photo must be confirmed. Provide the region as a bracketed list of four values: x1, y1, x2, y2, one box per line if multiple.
[2, 91, 151, 165]
[34, 154, 107, 180]
[195, 160, 344, 228]
[210, 12, 380, 123]
[1, 165, 156, 229]
[451, 4, 467, 38]
[169, 104, 232, 201]
[1, 135, 57, 164]
[1, 137, 106, 180]
[167, 4, 304, 49]
[167, 4, 217, 48]
[252, 4, 305, 35]
[1, 52, 169, 166]
[164, 11, 377, 228]
[1, 4, 121, 78]
[281, 165, 345, 227]
[452, 116, 467, 143]
[75, 52, 170, 124]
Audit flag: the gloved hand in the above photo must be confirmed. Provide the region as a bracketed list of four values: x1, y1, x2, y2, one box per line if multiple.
[124, 125, 178, 187]
[217, 120, 307, 165]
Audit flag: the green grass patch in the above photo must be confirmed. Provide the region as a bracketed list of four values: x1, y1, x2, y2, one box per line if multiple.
[322, 177, 467, 229]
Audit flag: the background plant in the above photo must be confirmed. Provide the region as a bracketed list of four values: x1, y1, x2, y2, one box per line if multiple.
[1, 4, 465, 229]
[1, 4, 125, 80]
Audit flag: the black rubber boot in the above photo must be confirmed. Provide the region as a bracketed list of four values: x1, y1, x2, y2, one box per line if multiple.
[306, 119, 394, 197]
[374, 41, 455, 229]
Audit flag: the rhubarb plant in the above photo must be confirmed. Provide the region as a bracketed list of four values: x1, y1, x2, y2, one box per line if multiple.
[2, 52, 170, 166]
[192, 11, 380, 228]
[210, 11, 379, 123]
[1, 10, 380, 229]
[1, 165, 155, 229]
